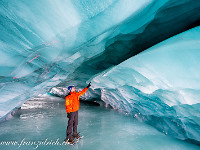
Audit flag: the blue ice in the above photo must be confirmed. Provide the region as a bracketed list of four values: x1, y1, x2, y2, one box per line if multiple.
[0, 0, 200, 147]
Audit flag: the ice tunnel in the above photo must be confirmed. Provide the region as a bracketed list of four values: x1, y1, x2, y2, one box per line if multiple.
[0, 0, 200, 146]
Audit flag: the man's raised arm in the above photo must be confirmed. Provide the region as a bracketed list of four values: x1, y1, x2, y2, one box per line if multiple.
[78, 82, 91, 96]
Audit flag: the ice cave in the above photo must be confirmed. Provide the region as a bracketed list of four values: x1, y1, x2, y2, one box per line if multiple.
[0, 0, 200, 149]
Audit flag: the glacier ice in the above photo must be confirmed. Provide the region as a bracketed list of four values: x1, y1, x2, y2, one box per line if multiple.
[0, 0, 200, 145]
[91, 26, 200, 143]
[0, 0, 171, 118]
[1, 97, 200, 150]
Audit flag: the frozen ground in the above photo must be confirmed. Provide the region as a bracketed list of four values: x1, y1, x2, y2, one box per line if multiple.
[0, 95, 199, 150]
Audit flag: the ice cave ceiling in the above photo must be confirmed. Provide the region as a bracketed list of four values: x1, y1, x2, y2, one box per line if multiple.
[0, 0, 200, 145]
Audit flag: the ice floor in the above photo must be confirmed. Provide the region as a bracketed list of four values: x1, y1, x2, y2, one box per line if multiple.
[0, 95, 199, 150]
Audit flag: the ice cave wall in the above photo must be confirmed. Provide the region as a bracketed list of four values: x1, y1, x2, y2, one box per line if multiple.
[89, 26, 200, 143]
[0, 0, 200, 144]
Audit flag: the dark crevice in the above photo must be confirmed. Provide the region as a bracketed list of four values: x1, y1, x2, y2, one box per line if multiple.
[60, 0, 200, 87]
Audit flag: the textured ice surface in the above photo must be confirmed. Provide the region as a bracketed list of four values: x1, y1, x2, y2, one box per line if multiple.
[0, 0, 200, 145]
[91, 26, 200, 143]
[0, 96, 199, 150]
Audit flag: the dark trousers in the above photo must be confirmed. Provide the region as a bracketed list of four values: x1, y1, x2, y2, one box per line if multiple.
[66, 111, 78, 139]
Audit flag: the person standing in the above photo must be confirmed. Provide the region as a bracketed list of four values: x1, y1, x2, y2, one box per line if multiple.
[64, 82, 91, 144]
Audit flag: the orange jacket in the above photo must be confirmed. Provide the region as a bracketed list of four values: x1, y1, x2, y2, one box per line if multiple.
[65, 87, 88, 113]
